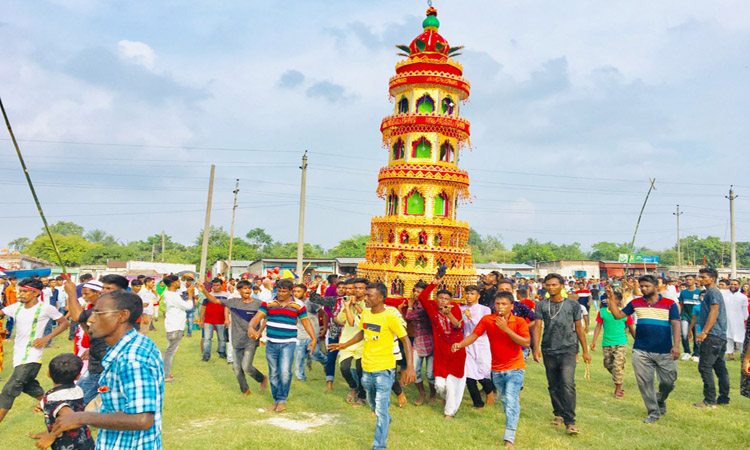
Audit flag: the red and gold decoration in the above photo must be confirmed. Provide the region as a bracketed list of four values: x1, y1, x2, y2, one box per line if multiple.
[358, 6, 476, 299]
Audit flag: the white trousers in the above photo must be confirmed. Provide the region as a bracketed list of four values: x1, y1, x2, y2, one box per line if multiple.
[435, 375, 467, 416]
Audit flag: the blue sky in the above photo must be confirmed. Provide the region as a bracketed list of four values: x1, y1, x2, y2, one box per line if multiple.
[2, 0, 750, 252]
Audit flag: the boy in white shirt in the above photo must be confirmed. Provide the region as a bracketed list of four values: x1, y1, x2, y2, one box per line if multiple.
[0, 278, 69, 423]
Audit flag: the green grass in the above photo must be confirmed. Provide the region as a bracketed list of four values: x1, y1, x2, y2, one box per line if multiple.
[1, 328, 749, 449]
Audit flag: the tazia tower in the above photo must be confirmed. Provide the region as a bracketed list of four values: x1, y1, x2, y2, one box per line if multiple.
[357, 7, 476, 299]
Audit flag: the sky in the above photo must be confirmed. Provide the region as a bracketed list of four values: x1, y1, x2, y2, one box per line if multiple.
[2, 0, 750, 253]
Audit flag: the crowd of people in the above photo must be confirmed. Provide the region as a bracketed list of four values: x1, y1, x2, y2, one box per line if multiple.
[0, 267, 749, 449]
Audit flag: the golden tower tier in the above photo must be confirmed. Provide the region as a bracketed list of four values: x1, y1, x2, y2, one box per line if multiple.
[357, 7, 476, 299]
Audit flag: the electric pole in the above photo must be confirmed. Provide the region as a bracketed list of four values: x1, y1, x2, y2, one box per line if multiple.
[151, 243, 155, 262]
[227, 179, 239, 279]
[674, 205, 682, 276]
[199, 165, 215, 280]
[161, 231, 165, 262]
[296, 151, 308, 276]
[727, 186, 737, 278]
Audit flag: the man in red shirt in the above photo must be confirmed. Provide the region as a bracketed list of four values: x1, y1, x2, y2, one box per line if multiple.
[517, 288, 536, 312]
[418, 275, 466, 419]
[453, 291, 529, 449]
[200, 278, 229, 362]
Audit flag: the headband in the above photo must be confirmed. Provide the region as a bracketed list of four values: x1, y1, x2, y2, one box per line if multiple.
[83, 280, 104, 292]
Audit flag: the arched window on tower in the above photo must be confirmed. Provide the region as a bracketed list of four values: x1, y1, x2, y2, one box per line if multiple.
[387, 190, 399, 215]
[439, 141, 453, 163]
[412, 137, 432, 159]
[416, 94, 435, 113]
[388, 229, 395, 243]
[434, 233, 443, 247]
[436, 256, 446, 267]
[392, 138, 405, 160]
[433, 191, 449, 217]
[415, 255, 428, 268]
[394, 253, 407, 267]
[399, 230, 410, 244]
[397, 96, 409, 114]
[418, 230, 427, 245]
[405, 189, 425, 215]
[441, 96, 455, 115]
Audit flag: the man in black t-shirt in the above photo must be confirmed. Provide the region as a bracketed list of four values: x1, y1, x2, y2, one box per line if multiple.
[533, 273, 590, 436]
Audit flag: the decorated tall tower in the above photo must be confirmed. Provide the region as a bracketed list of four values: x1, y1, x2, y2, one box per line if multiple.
[357, 7, 476, 299]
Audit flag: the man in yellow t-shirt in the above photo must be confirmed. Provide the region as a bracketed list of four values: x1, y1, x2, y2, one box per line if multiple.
[329, 282, 416, 450]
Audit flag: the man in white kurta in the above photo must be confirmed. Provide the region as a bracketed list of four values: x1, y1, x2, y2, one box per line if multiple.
[460, 286, 495, 408]
[723, 280, 749, 358]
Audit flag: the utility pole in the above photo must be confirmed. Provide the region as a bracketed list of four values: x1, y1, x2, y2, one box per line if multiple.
[199, 165, 215, 280]
[727, 186, 738, 278]
[674, 205, 682, 276]
[161, 231, 165, 262]
[151, 243, 155, 262]
[227, 179, 239, 279]
[296, 151, 308, 276]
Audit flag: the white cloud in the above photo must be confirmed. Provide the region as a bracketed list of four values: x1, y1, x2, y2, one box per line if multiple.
[117, 40, 156, 70]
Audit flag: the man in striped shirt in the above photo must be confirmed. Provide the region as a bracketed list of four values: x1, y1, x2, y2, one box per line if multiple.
[248, 279, 317, 412]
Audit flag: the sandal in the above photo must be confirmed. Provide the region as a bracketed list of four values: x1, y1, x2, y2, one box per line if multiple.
[551, 416, 564, 427]
[614, 390, 625, 399]
[566, 424, 580, 435]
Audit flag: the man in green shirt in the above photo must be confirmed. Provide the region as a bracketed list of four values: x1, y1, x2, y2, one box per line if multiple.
[590, 291, 635, 398]
[678, 275, 702, 359]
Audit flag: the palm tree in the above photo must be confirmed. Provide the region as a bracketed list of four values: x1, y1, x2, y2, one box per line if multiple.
[8, 237, 29, 252]
[85, 229, 108, 244]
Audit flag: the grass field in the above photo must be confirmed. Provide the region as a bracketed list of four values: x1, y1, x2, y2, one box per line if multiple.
[1, 327, 749, 450]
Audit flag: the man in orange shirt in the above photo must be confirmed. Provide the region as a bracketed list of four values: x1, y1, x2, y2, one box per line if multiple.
[452, 291, 530, 450]
[3, 276, 18, 340]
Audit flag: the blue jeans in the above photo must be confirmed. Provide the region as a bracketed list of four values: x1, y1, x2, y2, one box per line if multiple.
[325, 336, 339, 381]
[491, 369, 525, 443]
[294, 339, 328, 381]
[266, 341, 295, 403]
[413, 351, 434, 384]
[185, 308, 195, 336]
[78, 370, 102, 406]
[202, 323, 227, 360]
[5, 316, 14, 339]
[362, 369, 395, 450]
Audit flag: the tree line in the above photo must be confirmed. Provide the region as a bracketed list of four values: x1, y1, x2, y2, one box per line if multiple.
[6, 221, 750, 268]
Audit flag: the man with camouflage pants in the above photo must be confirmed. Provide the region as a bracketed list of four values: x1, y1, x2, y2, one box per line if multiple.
[590, 290, 635, 398]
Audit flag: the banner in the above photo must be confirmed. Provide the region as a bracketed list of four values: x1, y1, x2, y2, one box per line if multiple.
[618, 254, 660, 264]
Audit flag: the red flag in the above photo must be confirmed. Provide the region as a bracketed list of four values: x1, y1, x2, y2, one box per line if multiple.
[703, 256, 706, 265]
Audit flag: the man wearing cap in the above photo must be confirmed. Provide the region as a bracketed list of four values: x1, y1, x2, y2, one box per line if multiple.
[0, 278, 69, 423]
[64, 279, 110, 405]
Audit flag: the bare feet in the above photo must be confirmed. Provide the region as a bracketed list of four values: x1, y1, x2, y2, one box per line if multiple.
[164, 377, 175, 383]
[275, 402, 286, 413]
[241, 390, 252, 396]
[428, 395, 437, 405]
[260, 376, 269, 392]
[566, 424, 580, 435]
[369, 411, 376, 417]
[551, 416, 563, 427]
[397, 393, 407, 408]
[414, 393, 425, 406]
[486, 391, 495, 406]
[505, 441, 515, 449]
[268, 403, 278, 412]
[326, 381, 333, 392]
[444, 415, 453, 420]
[346, 390, 356, 404]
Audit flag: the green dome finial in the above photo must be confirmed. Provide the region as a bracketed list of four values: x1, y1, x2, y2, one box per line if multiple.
[423, 6, 439, 29]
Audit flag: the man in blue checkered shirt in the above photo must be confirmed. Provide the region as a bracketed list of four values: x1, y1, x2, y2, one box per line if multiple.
[53, 289, 164, 449]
